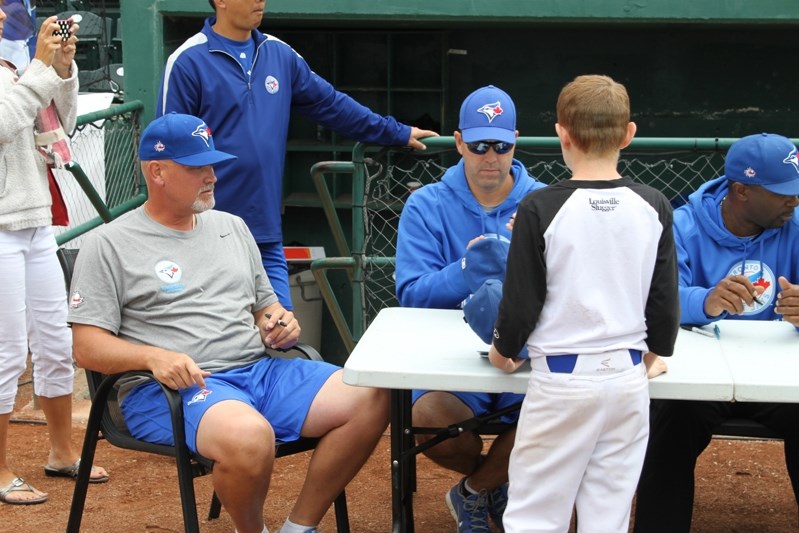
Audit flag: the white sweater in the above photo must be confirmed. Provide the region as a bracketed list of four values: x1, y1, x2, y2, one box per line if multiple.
[0, 58, 78, 231]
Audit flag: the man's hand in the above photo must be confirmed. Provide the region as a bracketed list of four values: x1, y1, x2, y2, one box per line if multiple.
[73, 323, 210, 390]
[259, 307, 301, 350]
[150, 351, 211, 390]
[488, 345, 525, 373]
[406, 127, 439, 151]
[776, 276, 799, 327]
[506, 211, 517, 232]
[466, 234, 485, 250]
[644, 352, 668, 379]
[704, 274, 762, 317]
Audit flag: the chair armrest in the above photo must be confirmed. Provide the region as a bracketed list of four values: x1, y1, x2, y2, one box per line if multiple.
[276, 342, 324, 362]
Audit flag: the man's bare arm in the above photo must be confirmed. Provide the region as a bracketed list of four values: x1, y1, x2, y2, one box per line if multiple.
[72, 323, 210, 390]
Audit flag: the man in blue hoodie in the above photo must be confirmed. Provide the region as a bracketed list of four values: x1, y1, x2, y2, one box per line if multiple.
[634, 133, 799, 532]
[395, 85, 545, 533]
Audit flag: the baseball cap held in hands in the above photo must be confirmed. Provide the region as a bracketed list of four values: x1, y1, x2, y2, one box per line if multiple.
[462, 237, 510, 294]
[463, 279, 528, 358]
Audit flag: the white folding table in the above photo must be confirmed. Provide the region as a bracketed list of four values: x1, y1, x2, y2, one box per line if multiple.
[343, 307, 744, 532]
[715, 319, 799, 403]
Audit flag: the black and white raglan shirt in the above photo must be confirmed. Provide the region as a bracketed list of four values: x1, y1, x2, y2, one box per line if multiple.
[493, 177, 680, 361]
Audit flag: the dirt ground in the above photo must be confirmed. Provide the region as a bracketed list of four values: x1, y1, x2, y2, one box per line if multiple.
[4, 371, 799, 533]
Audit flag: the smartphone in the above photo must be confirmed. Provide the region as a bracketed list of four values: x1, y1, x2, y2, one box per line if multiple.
[53, 19, 73, 41]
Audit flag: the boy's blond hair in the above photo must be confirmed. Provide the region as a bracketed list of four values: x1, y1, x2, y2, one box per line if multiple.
[556, 75, 630, 157]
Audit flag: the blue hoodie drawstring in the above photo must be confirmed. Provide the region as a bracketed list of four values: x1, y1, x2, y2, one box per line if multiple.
[740, 240, 765, 284]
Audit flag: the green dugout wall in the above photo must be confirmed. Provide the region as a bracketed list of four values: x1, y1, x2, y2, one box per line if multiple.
[120, 0, 799, 360]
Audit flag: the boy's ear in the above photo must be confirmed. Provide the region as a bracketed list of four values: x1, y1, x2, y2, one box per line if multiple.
[555, 123, 570, 147]
[620, 121, 637, 149]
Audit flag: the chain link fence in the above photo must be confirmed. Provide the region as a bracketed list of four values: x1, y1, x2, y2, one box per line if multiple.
[53, 99, 145, 248]
[321, 138, 730, 346]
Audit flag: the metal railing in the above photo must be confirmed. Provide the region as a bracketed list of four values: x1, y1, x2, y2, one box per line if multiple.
[54, 99, 145, 246]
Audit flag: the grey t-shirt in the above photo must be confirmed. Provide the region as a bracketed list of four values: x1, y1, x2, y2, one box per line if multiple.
[68, 207, 278, 377]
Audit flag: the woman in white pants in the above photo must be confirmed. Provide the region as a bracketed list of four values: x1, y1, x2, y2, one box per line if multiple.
[0, 7, 107, 505]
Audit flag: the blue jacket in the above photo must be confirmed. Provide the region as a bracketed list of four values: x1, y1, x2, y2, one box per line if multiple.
[157, 18, 411, 243]
[396, 159, 545, 309]
[675, 176, 799, 325]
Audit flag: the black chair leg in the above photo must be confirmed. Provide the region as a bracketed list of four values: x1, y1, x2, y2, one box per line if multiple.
[66, 378, 113, 533]
[334, 490, 350, 533]
[164, 387, 202, 533]
[208, 490, 222, 520]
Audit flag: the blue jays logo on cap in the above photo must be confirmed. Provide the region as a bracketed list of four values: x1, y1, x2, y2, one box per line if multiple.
[192, 124, 211, 147]
[477, 101, 504, 123]
[784, 148, 799, 173]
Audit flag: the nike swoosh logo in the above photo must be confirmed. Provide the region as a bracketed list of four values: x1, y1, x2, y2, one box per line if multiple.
[220, 233, 231, 238]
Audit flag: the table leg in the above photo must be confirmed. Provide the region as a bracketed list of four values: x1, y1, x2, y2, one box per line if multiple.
[390, 389, 415, 533]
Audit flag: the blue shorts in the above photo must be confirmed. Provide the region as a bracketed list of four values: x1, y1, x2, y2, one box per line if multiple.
[121, 357, 339, 454]
[258, 241, 292, 309]
[411, 389, 523, 426]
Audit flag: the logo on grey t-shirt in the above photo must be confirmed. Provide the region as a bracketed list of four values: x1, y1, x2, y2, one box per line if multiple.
[155, 260, 185, 293]
[69, 291, 84, 309]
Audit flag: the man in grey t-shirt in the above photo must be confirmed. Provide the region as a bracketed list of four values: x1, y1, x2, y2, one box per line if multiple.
[68, 113, 389, 533]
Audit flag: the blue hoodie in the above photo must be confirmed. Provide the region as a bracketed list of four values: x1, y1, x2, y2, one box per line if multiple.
[675, 176, 799, 326]
[396, 159, 545, 309]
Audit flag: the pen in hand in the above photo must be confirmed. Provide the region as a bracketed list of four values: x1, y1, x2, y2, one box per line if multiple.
[264, 312, 288, 328]
[680, 325, 720, 339]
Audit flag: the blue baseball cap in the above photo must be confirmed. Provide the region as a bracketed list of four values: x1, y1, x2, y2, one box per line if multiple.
[724, 133, 799, 196]
[463, 279, 528, 358]
[463, 279, 503, 345]
[458, 85, 517, 145]
[462, 237, 510, 293]
[138, 112, 237, 166]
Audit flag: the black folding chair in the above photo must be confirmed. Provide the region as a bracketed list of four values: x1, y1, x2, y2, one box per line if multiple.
[59, 248, 349, 532]
[66, 346, 350, 533]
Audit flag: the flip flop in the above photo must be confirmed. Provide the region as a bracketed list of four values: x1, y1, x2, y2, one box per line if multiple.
[44, 459, 109, 484]
[0, 477, 49, 505]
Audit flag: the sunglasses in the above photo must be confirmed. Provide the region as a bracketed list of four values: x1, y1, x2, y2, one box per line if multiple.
[465, 140, 515, 155]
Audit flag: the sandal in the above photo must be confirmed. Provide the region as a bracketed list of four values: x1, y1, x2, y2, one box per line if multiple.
[44, 459, 109, 484]
[0, 477, 48, 505]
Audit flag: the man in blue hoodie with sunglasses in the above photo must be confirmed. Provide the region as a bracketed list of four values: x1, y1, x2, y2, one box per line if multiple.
[395, 85, 545, 533]
[634, 133, 799, 532]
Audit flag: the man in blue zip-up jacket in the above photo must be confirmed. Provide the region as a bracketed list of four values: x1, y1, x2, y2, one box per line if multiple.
[634, 133, 799, 532]
[396, 85, 545, 533]
[157, 0, 437, 310]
